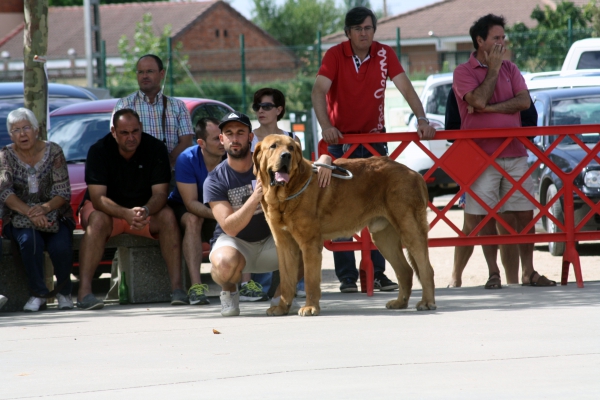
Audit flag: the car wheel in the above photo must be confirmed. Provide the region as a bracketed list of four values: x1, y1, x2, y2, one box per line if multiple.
[546, 184, 565, 256]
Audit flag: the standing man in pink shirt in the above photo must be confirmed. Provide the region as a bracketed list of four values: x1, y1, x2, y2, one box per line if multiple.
[312, 6, 435, 293]
[451, 14, 556, 288]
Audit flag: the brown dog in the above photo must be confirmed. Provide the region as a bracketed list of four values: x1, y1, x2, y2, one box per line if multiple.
[253, 135, 436, 316]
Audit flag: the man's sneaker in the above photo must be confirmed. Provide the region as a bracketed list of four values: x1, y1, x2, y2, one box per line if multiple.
[76, 294, 104, 310]
[23, 296, 47, 312]
[339, 278, 358, 293]
[56, 293, 74, 310]
[374, 273, 399, 291]
[239, 280, 269, 302]
[171, 289, 189, 305]
[188, 283, 210, 305]
[0, 295, 7, 310]
[271, 296, 301, 314]
[220, 291, 240, 317]
[296, 279, 306, 298]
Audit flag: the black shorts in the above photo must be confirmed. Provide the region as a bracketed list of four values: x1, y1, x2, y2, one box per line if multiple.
[167, 199, 217, 243]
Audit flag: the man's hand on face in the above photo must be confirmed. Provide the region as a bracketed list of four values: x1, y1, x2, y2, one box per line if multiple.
[322, 126, 344, 144]
[417, 121, 436, 140]
[129, 207, 150, 230]
[484, 43, 505, 71]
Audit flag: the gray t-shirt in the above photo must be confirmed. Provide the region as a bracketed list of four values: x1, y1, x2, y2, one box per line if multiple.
[203, 161, 271, 246]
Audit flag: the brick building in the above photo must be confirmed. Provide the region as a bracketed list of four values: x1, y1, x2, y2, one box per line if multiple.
[0, 0, 298, 83]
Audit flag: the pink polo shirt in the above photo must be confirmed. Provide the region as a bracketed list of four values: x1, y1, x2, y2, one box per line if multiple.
[453, 52, 529, 158]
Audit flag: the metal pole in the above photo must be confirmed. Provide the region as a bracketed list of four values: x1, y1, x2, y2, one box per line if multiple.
[100, 40, 106, 88]
[240, 34, 246, 112]
[396, 27, 401, 61]
[84, 0, 93, 87]
[568, 17, 573, 48]
[167, 37, 174, 97]
[317, 31, 322, 68]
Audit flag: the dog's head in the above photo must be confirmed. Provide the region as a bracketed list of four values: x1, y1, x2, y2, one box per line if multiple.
[253, 134, 307, 193]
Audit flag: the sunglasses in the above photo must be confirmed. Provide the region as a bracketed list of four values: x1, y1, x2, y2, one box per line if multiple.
[252, 102, 276, 112]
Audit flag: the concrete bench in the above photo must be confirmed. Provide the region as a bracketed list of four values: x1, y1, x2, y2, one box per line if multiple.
[1, 232, 218, 312]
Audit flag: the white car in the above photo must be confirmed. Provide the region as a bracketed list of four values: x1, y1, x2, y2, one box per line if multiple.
[397, 73, 456, 201]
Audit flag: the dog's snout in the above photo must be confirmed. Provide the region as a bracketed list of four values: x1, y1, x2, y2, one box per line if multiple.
[280, 152, 291, 161]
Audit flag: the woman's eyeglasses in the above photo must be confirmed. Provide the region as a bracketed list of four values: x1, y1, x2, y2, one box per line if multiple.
[10, 125, 33, 135]
[252, 102, 276, 112]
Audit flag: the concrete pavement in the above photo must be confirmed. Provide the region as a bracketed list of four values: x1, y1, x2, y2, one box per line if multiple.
[2, 270, 600, 399]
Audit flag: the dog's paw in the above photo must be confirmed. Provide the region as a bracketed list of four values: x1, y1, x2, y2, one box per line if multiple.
[385, 299, 409, 309]
[298, 306, 320, 317]
[415, 300, 437, 311]
[266, 306, 288, 316]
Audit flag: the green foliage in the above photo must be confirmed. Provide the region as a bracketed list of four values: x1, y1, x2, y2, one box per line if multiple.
[107, 13, 188, 90]
[507, 1, 593, 71]
[343, 0, 372, 10]
[251, 0, 344, 46]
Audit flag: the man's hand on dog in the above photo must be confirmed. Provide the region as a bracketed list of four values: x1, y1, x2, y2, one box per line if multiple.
[417, 121, 436, 140]
[251, 176, 264, 201]
[322, 126, 344, 144]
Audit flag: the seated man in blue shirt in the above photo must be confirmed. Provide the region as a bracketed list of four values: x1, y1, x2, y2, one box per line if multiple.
[168, 117, 225, 305]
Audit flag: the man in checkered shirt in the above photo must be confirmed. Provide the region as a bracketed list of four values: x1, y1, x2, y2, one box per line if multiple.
[113, 54, 194, 168]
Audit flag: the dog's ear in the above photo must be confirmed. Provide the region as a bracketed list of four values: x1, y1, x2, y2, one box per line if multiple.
[293, 138, 308, 175]
[252, 141, 263, 176]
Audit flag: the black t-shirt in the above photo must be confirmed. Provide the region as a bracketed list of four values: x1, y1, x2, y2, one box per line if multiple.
[84, 132, 171, 208]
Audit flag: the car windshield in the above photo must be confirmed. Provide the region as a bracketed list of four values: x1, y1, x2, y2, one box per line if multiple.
[49, 113, 110, 162]
[0, 98, 90, 148]
[550, 96, 600, 144]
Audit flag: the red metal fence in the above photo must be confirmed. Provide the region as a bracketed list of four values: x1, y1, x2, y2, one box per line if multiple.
[319, 125, 600, 294]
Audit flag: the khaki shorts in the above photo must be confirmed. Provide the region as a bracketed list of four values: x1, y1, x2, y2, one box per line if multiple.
[210, 234, 279, 274]
[465, 157, 535, 215]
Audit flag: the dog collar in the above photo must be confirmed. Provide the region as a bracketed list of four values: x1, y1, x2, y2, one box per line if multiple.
[285, 173, 313, 201]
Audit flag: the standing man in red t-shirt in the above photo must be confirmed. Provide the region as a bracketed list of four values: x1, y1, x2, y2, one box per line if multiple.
[311, 6, 435, 293]
[451, 14, 556, 289]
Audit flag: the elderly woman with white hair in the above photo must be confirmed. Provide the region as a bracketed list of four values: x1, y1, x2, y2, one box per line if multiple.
[0, 107, 75, 312]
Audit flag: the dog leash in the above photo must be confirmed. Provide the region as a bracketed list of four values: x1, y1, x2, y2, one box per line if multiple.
[285, 163, 353, 201]
[312, 162, 353, 180]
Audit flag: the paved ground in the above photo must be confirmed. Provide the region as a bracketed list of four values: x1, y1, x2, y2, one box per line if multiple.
[2, 197, 600, 398]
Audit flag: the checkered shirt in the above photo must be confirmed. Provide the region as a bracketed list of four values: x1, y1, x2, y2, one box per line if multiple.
[114, 90, 194, 153]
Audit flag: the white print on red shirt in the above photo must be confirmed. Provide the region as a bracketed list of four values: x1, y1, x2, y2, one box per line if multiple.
[373, 47, 388, 132]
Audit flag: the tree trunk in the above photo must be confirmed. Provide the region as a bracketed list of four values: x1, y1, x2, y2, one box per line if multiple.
[23, 0, 48, 140]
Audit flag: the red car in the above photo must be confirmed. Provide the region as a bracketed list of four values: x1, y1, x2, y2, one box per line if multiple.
[48, 97, 234, 228]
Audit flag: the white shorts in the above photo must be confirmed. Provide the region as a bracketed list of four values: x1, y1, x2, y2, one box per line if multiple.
[465, 157, 535, 215]
[210, 234, 279, 274]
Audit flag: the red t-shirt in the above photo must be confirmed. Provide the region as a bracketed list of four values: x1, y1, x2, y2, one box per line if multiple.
[317, 41, 404, 134]
[453, 52, 529, 158]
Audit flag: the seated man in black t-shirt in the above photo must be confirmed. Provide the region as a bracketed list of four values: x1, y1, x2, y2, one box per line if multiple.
[76, 108, 186, 310]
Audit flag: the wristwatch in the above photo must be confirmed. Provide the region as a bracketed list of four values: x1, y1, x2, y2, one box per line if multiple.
[415, 116, 430, 128]
[142, 206, 150, 218]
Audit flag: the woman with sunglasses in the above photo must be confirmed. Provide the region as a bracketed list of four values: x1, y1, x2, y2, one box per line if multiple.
[0, 108, 75, 312]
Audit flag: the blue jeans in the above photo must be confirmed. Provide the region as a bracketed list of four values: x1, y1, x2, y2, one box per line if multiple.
[327, 142, 388, 282]
[3, 221, 73, 296]
[251, 272, 272, 294]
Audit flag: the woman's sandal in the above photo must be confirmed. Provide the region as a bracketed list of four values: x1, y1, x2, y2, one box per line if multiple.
[484, 273, 502, 289]
[523, 271, 557, 287]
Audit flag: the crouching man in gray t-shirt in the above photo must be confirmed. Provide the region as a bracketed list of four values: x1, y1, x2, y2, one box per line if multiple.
[203, 111, 280, 317]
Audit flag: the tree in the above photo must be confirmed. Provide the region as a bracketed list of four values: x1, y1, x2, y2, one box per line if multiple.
[507, 1, 593, 71]
[251, 0, 344, 47]
[343, 0, 372, 11]
[107, 13, 188, 97]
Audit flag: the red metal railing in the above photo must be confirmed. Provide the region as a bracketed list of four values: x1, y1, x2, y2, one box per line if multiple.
[319, 125, 600, 294]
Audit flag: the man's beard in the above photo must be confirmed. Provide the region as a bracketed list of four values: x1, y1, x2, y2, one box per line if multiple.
[226, 141, 250, 159]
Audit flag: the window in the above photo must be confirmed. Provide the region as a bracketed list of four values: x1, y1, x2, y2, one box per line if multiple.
[577, 51, 600, 69]
[215, 29, 219, 38]
[425, 83, 452, 115]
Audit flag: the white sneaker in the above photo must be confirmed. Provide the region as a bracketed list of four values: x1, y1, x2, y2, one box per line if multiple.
[0, 295, 7, 310]
[56, 293, 74, 310]
[270, 296, 301, 314]
[220, 291, 240, 317]
[23, 296, 47, 312]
